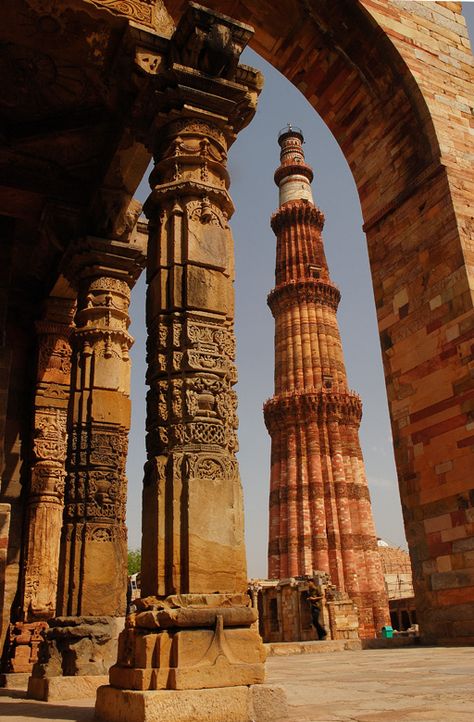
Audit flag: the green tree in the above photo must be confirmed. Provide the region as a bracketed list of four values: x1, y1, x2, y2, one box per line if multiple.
[127, 548, 141, 575]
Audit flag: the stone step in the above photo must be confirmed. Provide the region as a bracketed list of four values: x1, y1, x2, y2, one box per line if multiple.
[265, 636, 419, 656]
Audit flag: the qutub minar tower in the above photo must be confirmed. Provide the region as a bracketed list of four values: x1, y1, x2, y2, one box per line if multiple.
[263, 127, 389, 637]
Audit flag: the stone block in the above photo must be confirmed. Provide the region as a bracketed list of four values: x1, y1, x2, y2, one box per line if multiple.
[452, 535, 474, 553]
[0, 672, 29, 690]
[31, 616, 124, 681]
[110, 621, 265, 691]
[91, 390, 131, 425]
[28, 673, 109, 700]
[250, 684, 288, 721]
[95, 684, 288, 722]
[441, 525, 466, 542]
[186, 220, 229, 270]
[431, 568, 474, 590]
[185, 266, 228, 314]
[437, 555, 452, 572]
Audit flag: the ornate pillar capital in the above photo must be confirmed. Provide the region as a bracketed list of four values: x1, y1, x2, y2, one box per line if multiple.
[61, 234, 146, 290]
[133, 3, 263, 153]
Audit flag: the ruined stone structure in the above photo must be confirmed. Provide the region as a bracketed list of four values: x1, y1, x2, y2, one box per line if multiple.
[0, 0, 473, 718]
[250, 576, 359, 644]
[264, 128, 389, 638]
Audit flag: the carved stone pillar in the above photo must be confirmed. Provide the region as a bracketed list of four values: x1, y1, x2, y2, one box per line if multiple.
[28, 235, 145, 698]
[140, 113, 247, 598]
[58, 248, 141, 619]
[23, 299, 74, 622]
[7, 297, 74, 674]
[97, 6, 287, 722]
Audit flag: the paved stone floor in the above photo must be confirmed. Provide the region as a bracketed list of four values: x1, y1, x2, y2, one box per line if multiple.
[269, 646, 474, 721]
[0, 647, 473, 721]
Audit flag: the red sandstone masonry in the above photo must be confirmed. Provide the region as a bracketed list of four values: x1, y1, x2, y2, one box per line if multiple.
[263, 130, 389, 638]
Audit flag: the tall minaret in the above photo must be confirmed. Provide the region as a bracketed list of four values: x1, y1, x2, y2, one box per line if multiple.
[263, 126, 389, 637]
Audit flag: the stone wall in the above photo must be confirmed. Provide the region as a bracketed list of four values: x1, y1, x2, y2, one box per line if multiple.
[378, 544, 414, 600]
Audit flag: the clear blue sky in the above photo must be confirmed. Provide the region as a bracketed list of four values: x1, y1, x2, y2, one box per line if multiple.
[126, 3, 474, 578]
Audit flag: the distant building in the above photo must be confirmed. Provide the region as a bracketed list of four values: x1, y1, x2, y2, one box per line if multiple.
[377, 539, 417, 631]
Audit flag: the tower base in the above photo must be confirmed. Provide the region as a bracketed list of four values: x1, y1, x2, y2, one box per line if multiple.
[95, 684, 288, 722]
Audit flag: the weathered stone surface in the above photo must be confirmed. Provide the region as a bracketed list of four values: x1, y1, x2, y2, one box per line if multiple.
[56, 239, 145, 621]
[107, 7, 271, 706]
[31, 616, 124, 682]
[95, 684, 287, 722]
[28, 673, 109, 701]
[6, 620, 48, 673]
[110, 615, 266, 691]
[0, 671, 30, 690]
[138, 4, 263, 603]
[135, 605, 257, 629]
[15, 297, 75, 677]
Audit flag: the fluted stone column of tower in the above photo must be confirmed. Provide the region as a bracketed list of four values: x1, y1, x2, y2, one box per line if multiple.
[263, 128, 389, 638]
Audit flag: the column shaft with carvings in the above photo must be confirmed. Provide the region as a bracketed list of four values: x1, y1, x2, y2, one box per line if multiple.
[29, 236, 145, 691]
[264, 128, 389, 638]
[8, 298, 74, 673]
[105, 5, 270, 700]
[57, 237, 145, 619]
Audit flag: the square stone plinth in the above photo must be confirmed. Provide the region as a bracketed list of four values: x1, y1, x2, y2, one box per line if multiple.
[28, 674, 109, 700]
[0, 672, 30, 690]
[95, 684, 288, 722]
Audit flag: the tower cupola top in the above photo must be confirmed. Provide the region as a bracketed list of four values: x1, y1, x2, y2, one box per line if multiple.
[274, 125, 314, 206]
[278, 125, 304, 145]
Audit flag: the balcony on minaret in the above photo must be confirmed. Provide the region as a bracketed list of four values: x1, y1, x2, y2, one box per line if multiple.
[275, 125, 314, 206]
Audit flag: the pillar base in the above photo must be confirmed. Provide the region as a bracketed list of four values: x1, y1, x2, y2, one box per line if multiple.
[31, 615, 124, 678]
[95, 684, 288, 722]
[0, 672, 30, 690]
[28, 673, 109, 700]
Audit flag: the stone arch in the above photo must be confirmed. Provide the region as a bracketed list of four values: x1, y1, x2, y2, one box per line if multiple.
[166, 0, 441, 220]
[159, 0, 473, 643]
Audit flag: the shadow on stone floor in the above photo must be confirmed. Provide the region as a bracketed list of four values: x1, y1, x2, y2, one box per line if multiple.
[0, 688, 26, 699]
[0, 696, 94, 721]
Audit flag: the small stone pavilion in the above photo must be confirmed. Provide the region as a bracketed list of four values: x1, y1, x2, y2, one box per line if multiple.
[250, 574, 359, 644]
